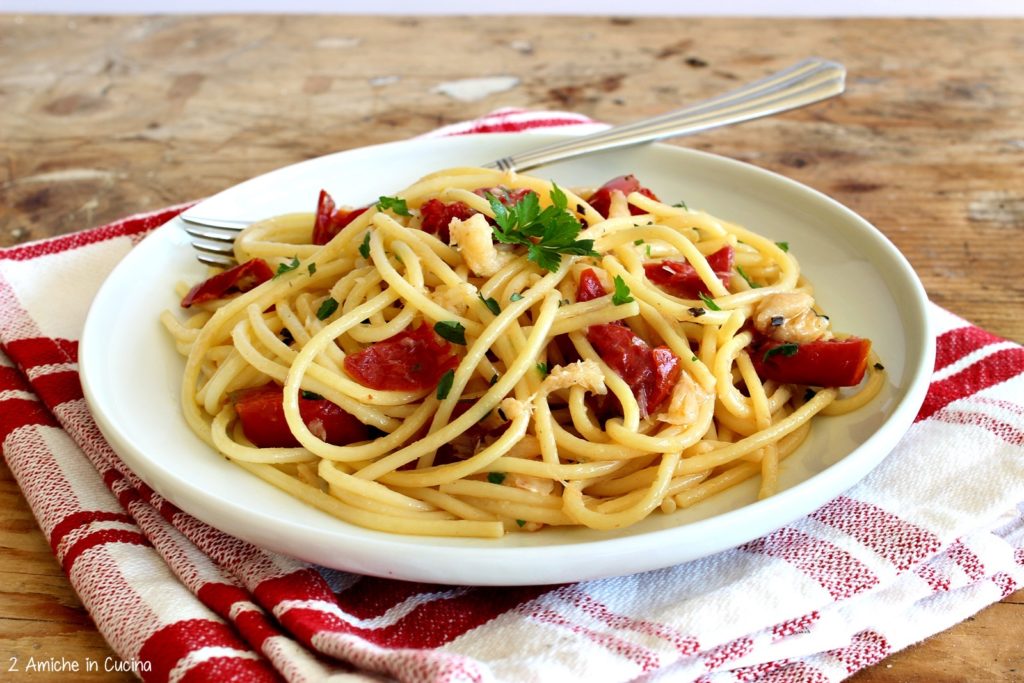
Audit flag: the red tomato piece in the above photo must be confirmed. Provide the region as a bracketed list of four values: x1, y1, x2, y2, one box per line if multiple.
[343, 323, 460, 391]
[234, 383, 369, 448]
[587, 174, 659, 218]
[649, 346, 682, 412]
[644, 245, 735, 299]
[418, 198, 477, 243]
[751, 337, 872, 387]
[180, 258, 273, 308]
[576, 268, 608, 302]
[312, 189, 368, 246]
[586, 323, 680, 417]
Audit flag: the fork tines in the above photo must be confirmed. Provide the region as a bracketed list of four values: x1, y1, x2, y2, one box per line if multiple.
[180, 215, 249, 267]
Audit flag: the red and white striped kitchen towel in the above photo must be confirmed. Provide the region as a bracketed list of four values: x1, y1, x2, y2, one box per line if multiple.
[1, 109, 1022, 683]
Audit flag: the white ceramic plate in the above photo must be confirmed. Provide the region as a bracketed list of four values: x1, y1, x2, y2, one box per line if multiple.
[80, 133, 933, 585]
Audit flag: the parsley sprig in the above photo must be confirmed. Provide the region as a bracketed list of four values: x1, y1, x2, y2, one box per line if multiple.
[478, 294, 501, 316]
[698, 292, 722, 311]
[434, 320, 467, 345]
[376, 196, 411, 216]
[274, 256, 300, 278]
[436, 369, 455, 400]
[316, 297, 339, 320]
[486, 184, 598, 272]
[736, 265, 761, 289]
[611, 275, 634, 305]
[763, 342, 799, 362]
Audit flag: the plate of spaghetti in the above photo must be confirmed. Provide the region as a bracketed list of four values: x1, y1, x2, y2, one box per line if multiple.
[80, 133, 933, 585]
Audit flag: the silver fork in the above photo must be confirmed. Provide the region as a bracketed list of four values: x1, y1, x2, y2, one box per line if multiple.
[182, 57, 845, 267]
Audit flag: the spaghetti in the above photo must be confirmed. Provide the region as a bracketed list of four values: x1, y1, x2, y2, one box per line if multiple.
[162, 167, 885, 538]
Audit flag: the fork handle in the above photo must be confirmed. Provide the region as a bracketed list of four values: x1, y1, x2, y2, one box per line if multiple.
[486, 58, 845, 173]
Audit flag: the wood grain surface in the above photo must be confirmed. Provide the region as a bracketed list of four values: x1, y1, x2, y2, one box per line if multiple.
[1, 14, 1022, 682]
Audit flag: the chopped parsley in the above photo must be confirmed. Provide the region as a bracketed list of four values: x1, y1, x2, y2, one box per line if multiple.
[436, 369, 455, 400]
[478, 294, 501, 316]
[736, 265, 761, 289]
[376, 195, 411, 216]
[691, 354, 698, 362]
[688, 306, 706, 318]
[874, 362, 886, 371]
[434, 320, 467, 345]
[698, 292, 721, 311]
[634, 238, 645, 246]
[487, 183, 598, 272]
[515, 519, 527, 528]
[316, 297, 339, 320]
[612, 275, 634, 305]
[510, 292, 524, 302]
[307, 262, 317, 276]
[301, 390, 323, 400]
[489, 373, 499, 385]
[672, 200, 689, 210]
[536, 362, 549, 378]
[358, 232, 371, 259]
[487, 472, 506, 485]
[274, 256, 300, 278]
[775, 241, 790, 253]
[763, 342, 800, 362]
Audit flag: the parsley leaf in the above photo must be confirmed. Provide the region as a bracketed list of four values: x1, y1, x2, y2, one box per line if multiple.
[301, 390, 323, 400]
[478, 294, 501, 316]
[307, 263, 317, 276]
[673, 200, 689, 210]
[436, 369, 455, 400]
[487, 183, 598, 272]
[775, 241, 790, 253]
[274, 256, 300, 278]
[510, 292, 524, 302]
[698, 292, 721, 311]
[316, 297, 339, 320]
[763, 343, 800, 362]
[515, 519, 527, 527]
[612, 275, 634, 305]
[376, 195, 410, 216]
[736, 265, 761, 289]
[434, 320, 467, 345]
[358, 232, 371, 259]
[536, 362, 549, 378]
[487, 472, 506, 485]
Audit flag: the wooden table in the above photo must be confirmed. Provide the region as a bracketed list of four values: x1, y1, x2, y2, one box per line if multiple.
[2, 14, 1022, 681]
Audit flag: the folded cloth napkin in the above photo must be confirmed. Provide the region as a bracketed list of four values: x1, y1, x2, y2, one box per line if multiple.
[1, 109, 1022, 683]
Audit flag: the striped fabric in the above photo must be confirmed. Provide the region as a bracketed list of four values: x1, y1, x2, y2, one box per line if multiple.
[1, 111, 1022, 683]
